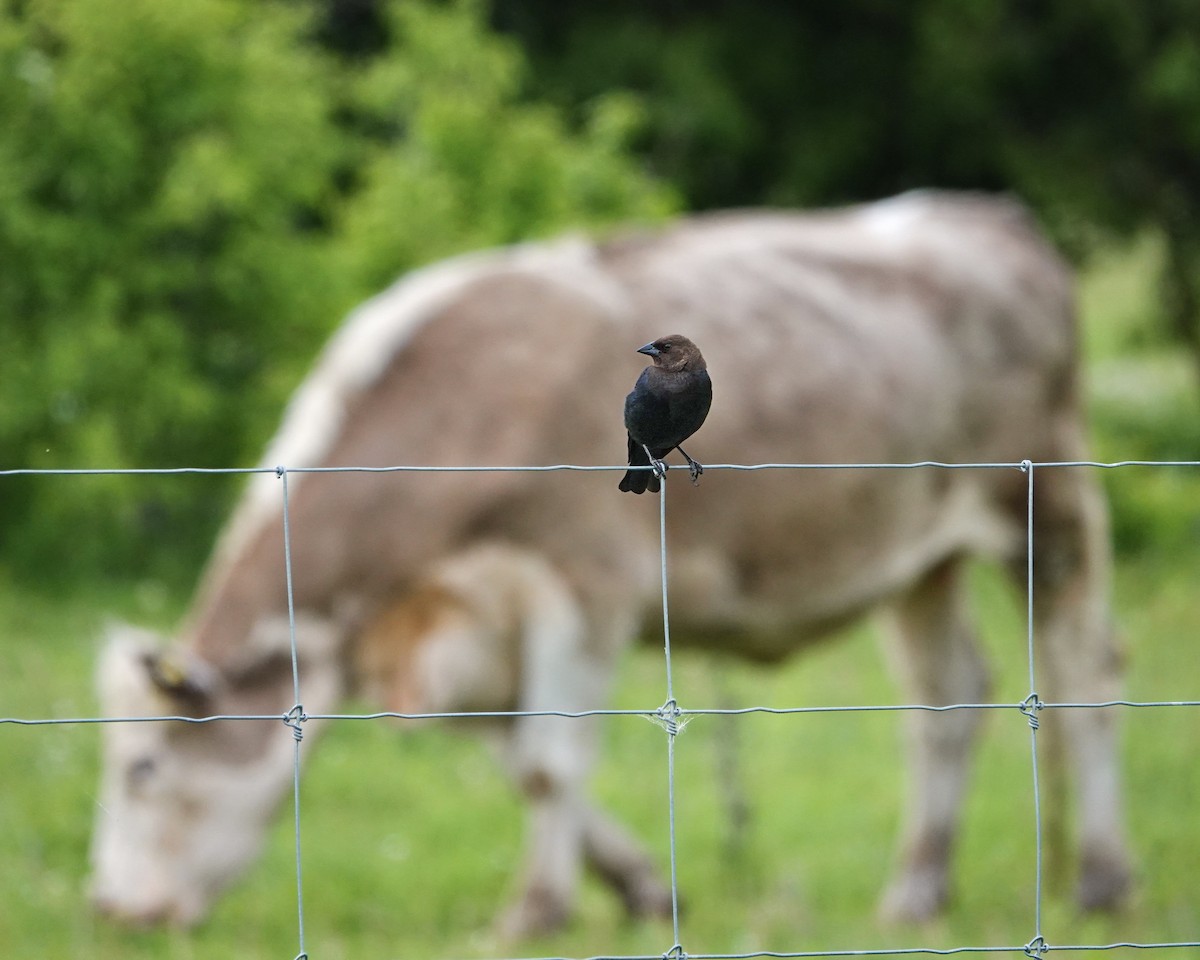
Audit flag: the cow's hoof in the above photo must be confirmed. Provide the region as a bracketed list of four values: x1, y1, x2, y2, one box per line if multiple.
[878, 869, 947, 924]
[496, 888, 571, 942]
[617, 871, 675, 920]
[1078, 849, 1133, 913]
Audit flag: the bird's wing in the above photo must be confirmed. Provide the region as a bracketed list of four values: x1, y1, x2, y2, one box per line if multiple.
[664, 370, 712, 440]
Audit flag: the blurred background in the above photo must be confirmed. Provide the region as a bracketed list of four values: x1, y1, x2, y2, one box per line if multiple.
[2, 1, 1199, 957]
[3, 0, 1199, 580]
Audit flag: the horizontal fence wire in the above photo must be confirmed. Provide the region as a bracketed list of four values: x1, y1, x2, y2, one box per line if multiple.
[6, 699, 1200, 728]
[506, 946, 1200, 960]
[3, 458, 1199, 960]
[4, 458, 1200, 478]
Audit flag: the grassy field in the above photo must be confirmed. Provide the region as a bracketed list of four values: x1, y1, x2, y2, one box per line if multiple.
[2, 239, 1199, 959]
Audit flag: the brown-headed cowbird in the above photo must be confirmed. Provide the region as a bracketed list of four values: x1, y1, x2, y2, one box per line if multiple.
[619, 334, 712, 494]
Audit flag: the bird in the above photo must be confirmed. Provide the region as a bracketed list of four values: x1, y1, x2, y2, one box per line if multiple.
[619, 334, 712, 494]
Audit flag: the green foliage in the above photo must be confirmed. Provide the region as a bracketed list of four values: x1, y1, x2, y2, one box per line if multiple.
[1075, 262, 1200, 577]
[329, 0, 675, 296]
[1080, 239, 1200, 556]
[0, 0, 673, 581]
[497, 0, 1200, 229]
[0, 0, 345, 578]
[496, 0, 1200, 363]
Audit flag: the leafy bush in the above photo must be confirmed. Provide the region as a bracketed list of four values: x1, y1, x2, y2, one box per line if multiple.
[330, 0, 674, 295]
[0, 0, 344, 577]
[0, 0, 673, 582]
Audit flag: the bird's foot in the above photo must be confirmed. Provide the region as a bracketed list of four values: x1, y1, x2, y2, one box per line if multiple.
[678, 447, 704, 485]
[640, 445, 668, 481]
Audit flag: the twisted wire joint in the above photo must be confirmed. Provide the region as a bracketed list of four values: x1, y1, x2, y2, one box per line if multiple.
[1019, 693, 1044, 730]
[283, 704, 307, 741]
[655, 698, 684, 737]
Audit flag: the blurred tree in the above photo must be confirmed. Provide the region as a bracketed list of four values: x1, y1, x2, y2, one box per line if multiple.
[481, 0, 1200, 377]
[0, 0, 345, 578]
[0, 0, 672, 581]
[967, 0, 1200, 378]
[326, 0, 675, 297]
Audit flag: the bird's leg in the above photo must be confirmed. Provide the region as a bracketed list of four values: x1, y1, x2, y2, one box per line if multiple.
[677, 446, 704, 485]
[641, 445, 668, 481]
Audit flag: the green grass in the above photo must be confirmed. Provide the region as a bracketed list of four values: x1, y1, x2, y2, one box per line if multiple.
[3, 238, 1199, 958]
[4, 561, 1200, 959]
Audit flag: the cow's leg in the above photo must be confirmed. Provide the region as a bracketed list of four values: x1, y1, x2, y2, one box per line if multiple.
[877, 556, 991, 922]
[497, 766, 587, 940]
[581, 801, 674, 919]
[496, 584, 619, 939]
[1018, 465, 1131, 911]
[500, 726, 677, 931]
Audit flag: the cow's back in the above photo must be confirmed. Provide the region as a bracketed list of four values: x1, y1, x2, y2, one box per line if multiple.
[601, 192, 1076, 465]
[191, 192, 1081, 660]
[587, 193, 1081, 648]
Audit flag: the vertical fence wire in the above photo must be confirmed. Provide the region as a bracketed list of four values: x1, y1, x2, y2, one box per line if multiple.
[278, 466, 309, 960]
[657, 472, 686, 956]
[1021, 460, 1045, 955]
[3, 459, 1200, 960]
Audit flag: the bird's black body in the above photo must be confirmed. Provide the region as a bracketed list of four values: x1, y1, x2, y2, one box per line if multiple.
[619, 335, 712, 494]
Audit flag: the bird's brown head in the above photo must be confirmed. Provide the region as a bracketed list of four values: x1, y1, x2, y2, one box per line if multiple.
[637, 334, 706, 373]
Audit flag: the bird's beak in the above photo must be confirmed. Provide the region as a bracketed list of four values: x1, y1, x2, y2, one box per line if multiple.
[637, 342, 660, 357]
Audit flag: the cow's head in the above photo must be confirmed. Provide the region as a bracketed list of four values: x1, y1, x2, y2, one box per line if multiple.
[89, 620, 344, 927]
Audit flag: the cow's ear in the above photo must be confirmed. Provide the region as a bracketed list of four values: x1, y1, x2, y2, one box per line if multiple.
[98, 622, 215, 716]
[141, 650, 213, 708]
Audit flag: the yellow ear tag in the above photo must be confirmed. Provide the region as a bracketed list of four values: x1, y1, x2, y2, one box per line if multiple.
[154, 657, 187, 691]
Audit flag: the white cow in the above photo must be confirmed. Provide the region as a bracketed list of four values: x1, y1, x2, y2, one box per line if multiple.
[90, 192, 1132, 936]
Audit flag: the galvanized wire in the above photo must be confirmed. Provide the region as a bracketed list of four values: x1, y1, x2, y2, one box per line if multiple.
[5, 458, 1200, 479]
[659, 470, 685, 952]
[3, 458, 1200, 960]
[1021, 460, 1045, 942]
[7, 698, 1200, 729]
[278, 466, 309, 960]
[508, 946, 1200, 960]
[8, 697, 1200, 728]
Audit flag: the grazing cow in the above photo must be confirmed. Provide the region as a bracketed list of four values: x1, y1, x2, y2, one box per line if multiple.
[90, 192, 1132, 936]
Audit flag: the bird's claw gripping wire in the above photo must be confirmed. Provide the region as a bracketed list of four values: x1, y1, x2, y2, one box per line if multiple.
[642, 445, 668, 480]
[678, 446, 703, 485]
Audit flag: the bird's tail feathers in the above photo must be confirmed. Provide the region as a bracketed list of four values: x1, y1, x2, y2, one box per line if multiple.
[618, 437, 659, 494]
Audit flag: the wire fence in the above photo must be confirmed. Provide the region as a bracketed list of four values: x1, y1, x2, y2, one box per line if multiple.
[3, 458, 1200, 960]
